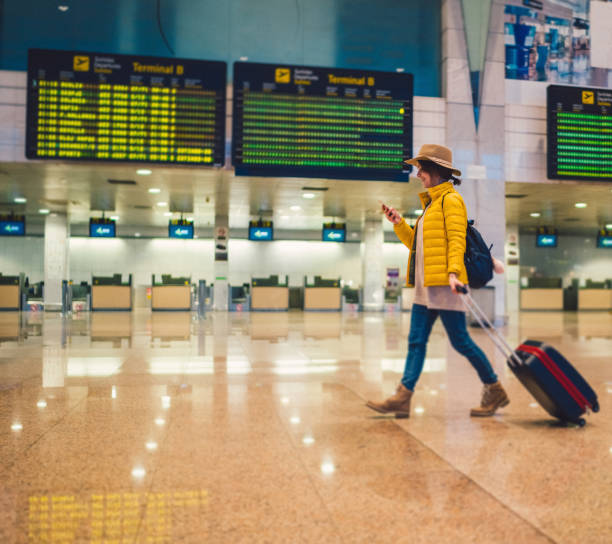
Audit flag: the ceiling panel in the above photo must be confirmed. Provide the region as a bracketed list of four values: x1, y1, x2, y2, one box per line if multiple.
[1, 163, 611, 235]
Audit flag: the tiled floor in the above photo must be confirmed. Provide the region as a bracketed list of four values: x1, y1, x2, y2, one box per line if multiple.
[0, 309, 610, 543]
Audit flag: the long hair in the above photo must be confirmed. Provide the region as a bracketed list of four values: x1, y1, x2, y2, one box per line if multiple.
[418, 160, 461, 185]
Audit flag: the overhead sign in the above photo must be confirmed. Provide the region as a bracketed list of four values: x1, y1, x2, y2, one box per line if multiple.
[547, 85, 612, 181]
[26, 49, 227, 166]
[322, 222, 346, 242]
[169, 219, 194, 239]
[89, 218, 116, 238]
[536, 234, 557, 247]
[597, 229, 612, 248]
[0, 215, 25, 236]
[248, 220, 273, 241]
[232, 62, 413, 181]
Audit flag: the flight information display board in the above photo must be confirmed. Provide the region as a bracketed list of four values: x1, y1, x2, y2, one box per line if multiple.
[232, 62, 413, 181]
[26, 49, 226, 166]
[547, 85, 612, 181]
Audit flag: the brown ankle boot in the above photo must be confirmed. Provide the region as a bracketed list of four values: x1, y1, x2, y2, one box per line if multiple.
[470, 381, 510, 417]
[366, 384, 413, 418]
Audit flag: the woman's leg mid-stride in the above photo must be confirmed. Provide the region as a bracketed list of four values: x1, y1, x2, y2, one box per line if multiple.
[401, 304, 439, 390]
[366, 304, 437, 418]
[439, 309, 510, 417]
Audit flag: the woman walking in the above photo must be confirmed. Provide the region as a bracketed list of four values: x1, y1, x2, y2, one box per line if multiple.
[366, 144, 509, 418]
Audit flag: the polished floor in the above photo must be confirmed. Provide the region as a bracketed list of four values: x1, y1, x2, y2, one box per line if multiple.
[0, 309, 610, 543]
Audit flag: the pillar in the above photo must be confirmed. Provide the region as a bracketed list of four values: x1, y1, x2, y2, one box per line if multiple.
[43, 213, 69, 312]
[361, 219, 384, 311]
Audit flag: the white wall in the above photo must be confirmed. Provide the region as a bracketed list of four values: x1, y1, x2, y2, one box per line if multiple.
[520, 233, 612, 286]
[0, 237, 44, 282]
[64, 237, 411, 288]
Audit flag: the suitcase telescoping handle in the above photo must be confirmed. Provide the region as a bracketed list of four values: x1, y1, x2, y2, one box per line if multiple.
[457, 286, 523, 368]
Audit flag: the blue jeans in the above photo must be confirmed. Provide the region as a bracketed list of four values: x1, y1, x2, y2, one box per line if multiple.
[401, 303, 498, 390]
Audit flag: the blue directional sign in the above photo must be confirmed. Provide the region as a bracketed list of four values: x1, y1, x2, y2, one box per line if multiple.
[0, 219, 25, 236]
[536, 234, 557, 248]
[89, 218, 116, 237]
[322, 227, 346, 242]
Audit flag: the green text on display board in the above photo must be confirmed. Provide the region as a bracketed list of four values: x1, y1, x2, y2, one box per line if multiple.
[26, 49, 227, 166]
[547, 85, 612, 181]
[232, 62, 413, 181]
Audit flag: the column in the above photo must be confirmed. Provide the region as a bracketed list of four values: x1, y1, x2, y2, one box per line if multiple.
[213, 173, 229, 311]
[213, 214, 229, 311]
[504, 225, 520, 314]
[43, 213, 70, 312]
[361, 218, 384, 311]
[443, 0, 507, 324]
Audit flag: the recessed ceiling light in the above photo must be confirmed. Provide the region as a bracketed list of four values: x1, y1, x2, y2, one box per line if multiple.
[164, 212, 173, 217]
[137, 169, 152, 176]
[157, 202, 167, 207]
[606, 224, 612, 230]
[145, 441, 158, 451]
[396, 67, 405, 73]
[148, 188, 161, 194]
[37, 400, 47, 408]
[530, 212, 541, 218]
[575, 202, 587, 208]
[134, 232, 141, 238]
[14, 197, 26, 203]
[239, 56, 248, 61]
[290, 205, 301, 211]
[302, 193, 315, 199]
[110, 216, 119, 221]
[302, 436, 315, 445]
[58, 5, 69, 12]
[38, 209, 50, 214]
[414, 209, 423, 215]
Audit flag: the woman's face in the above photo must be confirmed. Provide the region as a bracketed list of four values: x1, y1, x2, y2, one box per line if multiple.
[416, 164, 440, 188]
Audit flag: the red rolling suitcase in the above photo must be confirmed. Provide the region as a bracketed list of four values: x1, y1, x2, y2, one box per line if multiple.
[459, 287, 599, 426]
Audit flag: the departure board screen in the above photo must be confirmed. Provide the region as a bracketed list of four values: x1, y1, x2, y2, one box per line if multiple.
[232, 62, 413, 181]
[26, 49, 226, 166]
[547, 85, 612, 181]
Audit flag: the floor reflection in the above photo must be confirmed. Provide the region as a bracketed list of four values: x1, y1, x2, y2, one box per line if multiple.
[27, 490, 208, 543]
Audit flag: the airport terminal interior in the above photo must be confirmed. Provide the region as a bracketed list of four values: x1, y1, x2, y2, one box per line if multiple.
[1, 0, 611, 542]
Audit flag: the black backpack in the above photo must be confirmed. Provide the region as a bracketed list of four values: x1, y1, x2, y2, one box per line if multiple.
[441, 194, 493, 289]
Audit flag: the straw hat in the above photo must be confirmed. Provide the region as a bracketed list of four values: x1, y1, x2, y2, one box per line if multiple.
[404, 144, 461, 177]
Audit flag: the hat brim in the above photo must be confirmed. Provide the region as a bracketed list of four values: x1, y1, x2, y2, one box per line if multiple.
[404, 155, 461, 177]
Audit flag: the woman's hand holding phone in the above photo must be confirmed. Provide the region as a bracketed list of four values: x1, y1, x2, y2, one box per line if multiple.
[381, 203, 402, 225]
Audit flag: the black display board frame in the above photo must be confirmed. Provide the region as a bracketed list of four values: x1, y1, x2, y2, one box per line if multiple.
[547, 84, 612, 182]
[26, 49, 227, 167]
[232, 62, 413, 181]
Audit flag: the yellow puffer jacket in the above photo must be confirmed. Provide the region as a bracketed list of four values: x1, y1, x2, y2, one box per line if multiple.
[393, 181, 469, 287]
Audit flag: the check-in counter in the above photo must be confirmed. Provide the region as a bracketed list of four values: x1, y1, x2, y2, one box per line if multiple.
[520, 277, 563, 311]
[251, 275, 289, 311]
[0, 275, 21, 311]
[520, 289, 563, 310]
[91, 274, 132, 311]
[304, 276, 341, 311]
[151, 275, 192, 311]
[578, 289, 612, 310]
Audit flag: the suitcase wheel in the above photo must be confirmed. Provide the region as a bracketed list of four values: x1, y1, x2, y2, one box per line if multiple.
[592, 401, 600, 413]
[577, 418, 586, 428]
